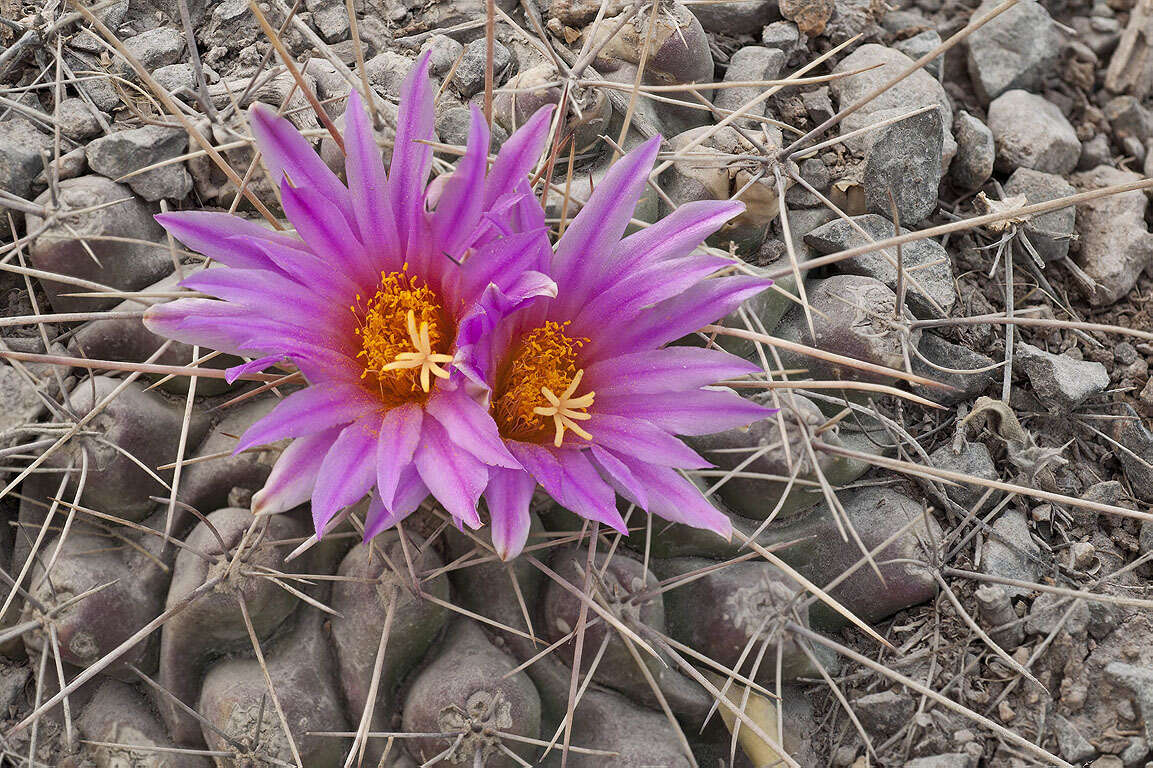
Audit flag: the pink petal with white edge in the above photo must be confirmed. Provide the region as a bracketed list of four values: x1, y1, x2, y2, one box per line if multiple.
[376, 403, 422, 509]
[616, 453, 732, 538]
[311, 415, 380, 533]
[484, 467, 536, 560]
[251, 427, 340, 516]
[235, 382, 378, 452]
[413, 416, 486, 529]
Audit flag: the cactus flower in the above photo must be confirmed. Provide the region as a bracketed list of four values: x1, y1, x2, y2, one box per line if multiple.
[144, 55, 558, 537]
[456, 137, 775, 559]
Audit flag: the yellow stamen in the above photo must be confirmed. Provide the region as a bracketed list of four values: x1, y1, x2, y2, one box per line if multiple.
[380, 310, 455, 392]
[353, 269, 454, 405]
[493, 321, 594, 446]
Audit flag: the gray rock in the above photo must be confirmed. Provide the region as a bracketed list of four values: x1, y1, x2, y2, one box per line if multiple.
[455, 38, 512, 99]
[951, 110, 995, 191]
[365, 51, 414, 99]
[802, 86, 834, 126]
[0, 120, 52, 199]
[1026, 592, 1089, 637]
[1116, 411, 1153, 502]
[1002, 167, 1076, 262]
[1015, 342, 1109, 411]
[435, 106, 474, 147]
[305, 0, 350, 42]
[988, 90, 1080, 175]
[691, 0, 778, 33]
[1106, 663, 1153, 744]
[1071, 165, 1153, 306]
[804, 214, 956, 317]
[86, 124, 192, 201]
[981, 509, 1040, 596]
[965, 0, 1060, 103]
[120, 26, 185, 72]
[203, 0, 259, 50]
[26, 176, 171, 312]
[904, 756, 972, 768]
[855, 689, 913, 737]
[911, 334, 997, 404]
[153, 63, 197, 93]
[761, 21, 802, 57]
[862, 107, 943, 225]
[1106, 95, 1153, 144]
[1079, 133, 1113, 170]
[419, 34, 464, 76]
[1052, 714, 1097, 764]
[1120, 737, 1148, 767]
[894, 29, 943, 77]
[0, 348, 61, 435]
[715, 46, 785, 125]
[786, 156, 830, 207]
[57, 97, 102, 140]
[35, 146, 88, 185]
[831, 44, 955, 165]
[930, 442, 997, 509]
[774, 274, 919, 385]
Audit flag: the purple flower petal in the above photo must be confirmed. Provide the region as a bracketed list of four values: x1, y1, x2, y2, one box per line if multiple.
[571, 252, 734, 334]
[180, 268, 339, 327]
[584, 347, 761, 397]
[585, 413, 710, 468]
[484, 105, 554, 208]
[426, 388, 521, 468]
[155, 211, 299, 272]
[509, 442, 627, 534]
[376, 403, 422, 508]
[281, 181, 376, 285]
[614, 454, 731, 538]
[453, 229, 550, 308]
[363, 464, 429, 539]
[311, 415, 380, 534]
[431, 105, 490, 259]
[244, 238, 359, 302]
[594, 388, 772, 436]
[389, 50, 434, 251]
[225, 354, 285, 384]
[413, 415, 486, 529]
[143, 299, 331, 357]
[588, 445, 648, 508]
[235, 382, 378, 452]
[551, 137, 660, 311]
[585, 275, 770, 359]
[599, 199, 745, 290]
[483, 467, 536, 560]
[251, 427, 340, 516]
[343, 90, 401, 270]
[249, 102, 355, 227]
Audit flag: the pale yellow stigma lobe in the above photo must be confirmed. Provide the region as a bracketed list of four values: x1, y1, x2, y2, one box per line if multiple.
[380, 310, 455, 392]
[533, 368, 595, 448]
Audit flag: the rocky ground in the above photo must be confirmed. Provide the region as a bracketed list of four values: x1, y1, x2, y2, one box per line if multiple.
[1, 0, 1153, 765]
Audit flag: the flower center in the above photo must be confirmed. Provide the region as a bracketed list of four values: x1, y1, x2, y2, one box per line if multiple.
[353, 268, 455, 406]
[493, 321, 595, 447]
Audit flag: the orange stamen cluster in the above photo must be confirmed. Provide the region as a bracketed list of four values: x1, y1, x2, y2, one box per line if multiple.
[493, 321, 595, 447]
[353, 268, 454, 406]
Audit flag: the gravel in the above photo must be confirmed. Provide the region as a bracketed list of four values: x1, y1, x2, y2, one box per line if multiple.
[988, 89, 1081, 175]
